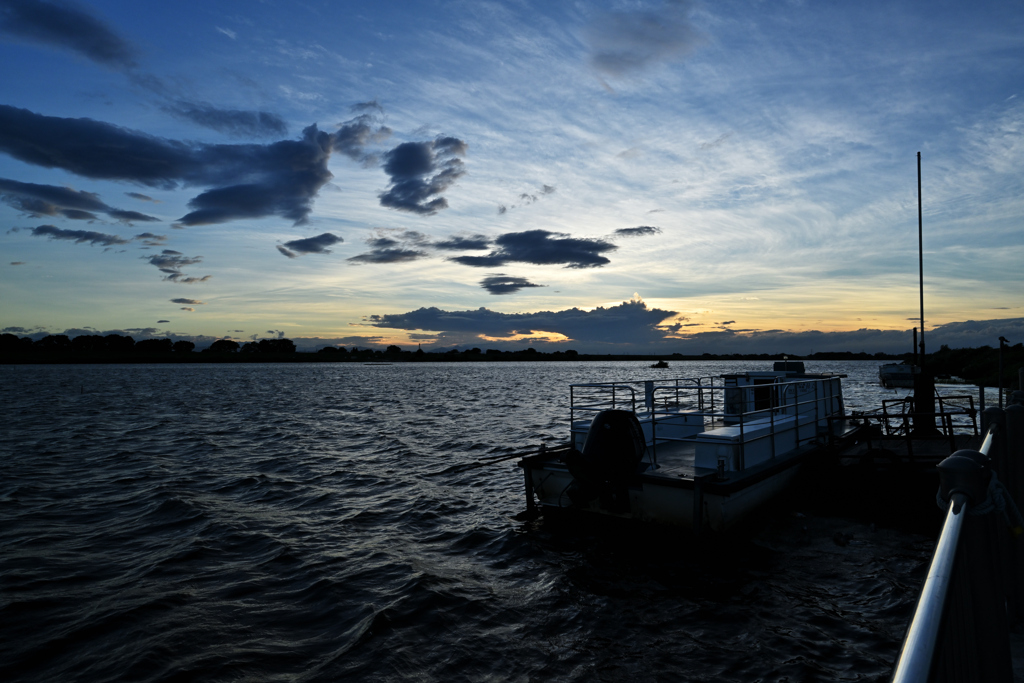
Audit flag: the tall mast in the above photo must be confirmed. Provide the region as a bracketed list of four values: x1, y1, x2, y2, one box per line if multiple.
[917, 152, 925, 357]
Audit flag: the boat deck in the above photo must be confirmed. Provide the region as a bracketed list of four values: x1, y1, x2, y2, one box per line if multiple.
[637, 418, 863, 483]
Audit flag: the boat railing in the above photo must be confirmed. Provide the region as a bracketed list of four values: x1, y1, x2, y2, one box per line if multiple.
[570, 377, 717, 423]
[851, 392, 979, 457]
[890, 404, 1024, 682]
[657, 376, 841, 469]
[569, 376, 845, 471]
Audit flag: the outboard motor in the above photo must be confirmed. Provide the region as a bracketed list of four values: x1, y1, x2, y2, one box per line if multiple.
[562, 410, 646, 513]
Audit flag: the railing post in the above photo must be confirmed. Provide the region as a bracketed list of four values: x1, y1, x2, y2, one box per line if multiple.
[1000, 404, 1024, 622]
[931, 449, 1014, 683]
[892, 447, 1014, 683]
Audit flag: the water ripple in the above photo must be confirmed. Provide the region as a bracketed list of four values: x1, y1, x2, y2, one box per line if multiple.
[1, 361, 938, 681]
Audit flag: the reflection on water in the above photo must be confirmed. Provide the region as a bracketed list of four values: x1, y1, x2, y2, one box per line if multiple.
[0, 361, 943, 681]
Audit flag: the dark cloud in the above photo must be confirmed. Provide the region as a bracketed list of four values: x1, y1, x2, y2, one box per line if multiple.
[57, 208, 97, 220]
[379, 136, 467, 215]
[335, 106, 392, 164]
[170, 298, 204, 305]
[165, 274, 211, 284]
[157, 320, 170, 323]
[10, 261, 25, 265]
[28, 224, 129, 246]
[277, 232, 343, 258]
[175, 124, 336, 226]
[165, 102, 287, 138]
[614, 225, 661, 237]
[365, 302, 1020, 355]
[449, 229, 616, 269]
[0, 105, 390, 227]
[480, 274, 545, 295]
[348, 229, 429, 264]
[927, 318, 1024, 349]
[146, 251, 201, 271]
[126, 192, 157, 202]
[0, 178, 158, 223]
[0, 0, 138, 69]
[144, 250, 209, 283]
[372, 299, 676, 345]
[433, 234, 491, 251]
[348, 248, 427, 264]
[585, 0, 702, 76]
[107, 209, 158, 223]
[133, 232, 167, 247]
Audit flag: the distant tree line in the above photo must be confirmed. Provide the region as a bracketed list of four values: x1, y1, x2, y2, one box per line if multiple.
[0, 332, 292, 362]
[3, 331, 1020, 387]
[927, 342, 1024, 388]
[1, 333, 196, 355]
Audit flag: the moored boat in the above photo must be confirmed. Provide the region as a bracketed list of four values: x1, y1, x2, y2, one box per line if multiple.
[518, 363, 862, 532]
[879, 362, 917, 388]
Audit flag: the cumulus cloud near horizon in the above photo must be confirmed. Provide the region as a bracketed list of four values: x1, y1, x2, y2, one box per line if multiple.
[370, 298, 678, 345]
[365, 302, 1024, 355]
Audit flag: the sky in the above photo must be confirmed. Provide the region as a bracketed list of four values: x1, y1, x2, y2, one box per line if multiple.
[1, 0, 1022, 354]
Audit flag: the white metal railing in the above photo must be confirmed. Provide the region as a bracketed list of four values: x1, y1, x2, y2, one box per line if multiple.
[890, 423, 996, 683]
[569, 376, 845, 470]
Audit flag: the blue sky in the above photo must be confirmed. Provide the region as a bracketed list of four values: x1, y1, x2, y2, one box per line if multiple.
[1, 0, 1022, 353]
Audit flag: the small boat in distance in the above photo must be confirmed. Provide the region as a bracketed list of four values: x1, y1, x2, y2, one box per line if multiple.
[879, 362, 917, 388]
[518, 363, 860, 533]
[650, 360, 669, 369]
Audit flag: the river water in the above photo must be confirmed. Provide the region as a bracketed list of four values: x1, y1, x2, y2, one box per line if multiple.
[0, 361, 972, 681]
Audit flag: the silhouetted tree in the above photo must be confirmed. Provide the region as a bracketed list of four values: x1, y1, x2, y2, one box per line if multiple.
[386, 345, 401, 354]
[256, 338, 296, 353]
[0, 333, 27, 352]
[70, 334, 106, 352]
[173, 340, 195, 353]
[209, 339, 240, 353]
[34, 335, 70, 351]
[136, 338, 173, 353]
[105, 334, 135, 352]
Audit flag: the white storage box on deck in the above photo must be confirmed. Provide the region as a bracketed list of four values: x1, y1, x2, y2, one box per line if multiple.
[572, 408, 705, 450]
[694, 414, 815, 471]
